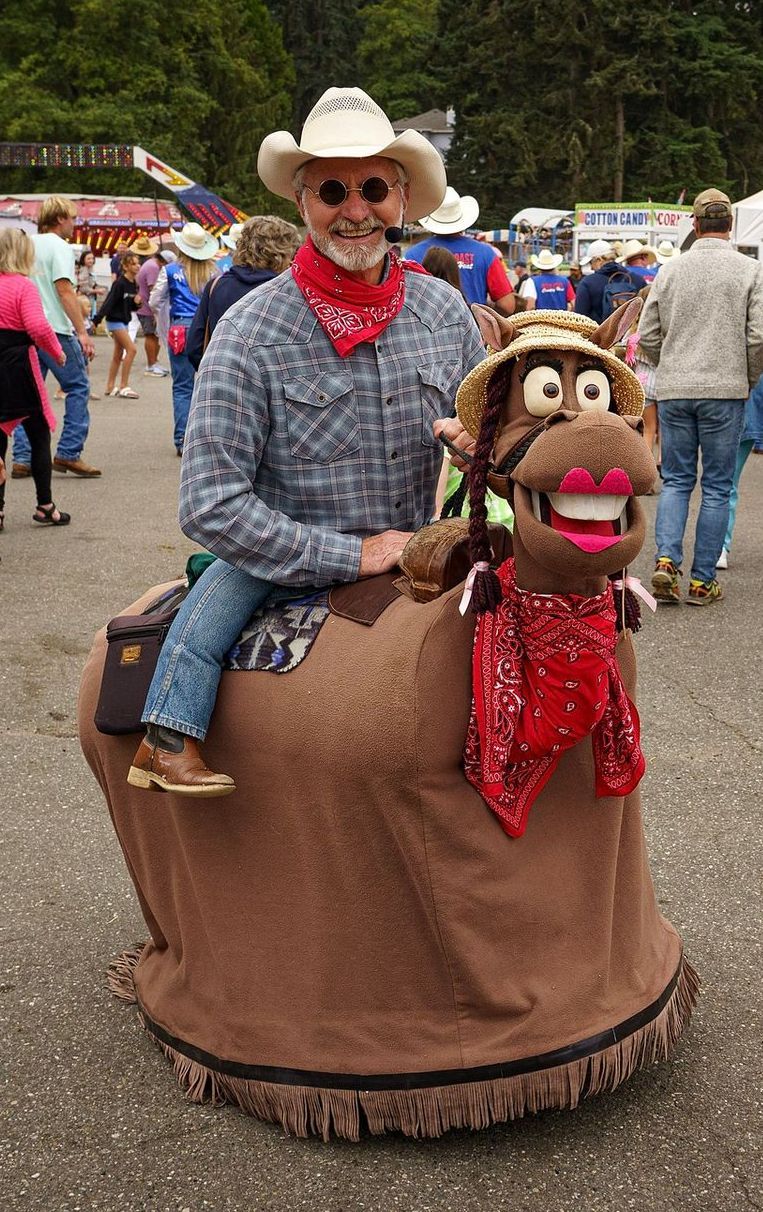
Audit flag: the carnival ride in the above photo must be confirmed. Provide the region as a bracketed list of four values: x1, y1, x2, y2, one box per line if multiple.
[0, 142, 247, 252]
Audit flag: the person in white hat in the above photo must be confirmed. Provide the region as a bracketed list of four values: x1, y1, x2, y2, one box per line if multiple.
[147, 222, 219, 454]
[519, 248, 575, 311]
[654, 240, 680, 265]
[619, 239, 658, 285]
[215, 222, 245, 273]
[129, 86, 485, 796]
[574, 241, 634, 324]
[404, 186, 514, 314]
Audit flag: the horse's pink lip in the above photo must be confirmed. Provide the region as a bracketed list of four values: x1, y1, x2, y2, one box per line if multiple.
[557, 467, 634, 495]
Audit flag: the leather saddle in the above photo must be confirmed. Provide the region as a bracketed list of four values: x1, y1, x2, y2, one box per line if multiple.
[328, 518, 513, 623]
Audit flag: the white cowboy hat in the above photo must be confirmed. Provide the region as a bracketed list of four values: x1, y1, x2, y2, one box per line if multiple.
[221, 222, 245, 250]
[173, 222, 219, 261]
[619, 239, 656, 265]
[256, 87, 447, 223]
[530, 249, 564, 271]
[419, 186, 480, 234]
[580, 238, 613, 265]
[655, 239, 680, 264]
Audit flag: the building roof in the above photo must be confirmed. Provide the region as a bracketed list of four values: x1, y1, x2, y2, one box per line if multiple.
[392, 109, 453, 134]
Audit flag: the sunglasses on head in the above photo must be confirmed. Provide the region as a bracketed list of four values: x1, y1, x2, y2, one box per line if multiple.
[303, 177, 398, 208]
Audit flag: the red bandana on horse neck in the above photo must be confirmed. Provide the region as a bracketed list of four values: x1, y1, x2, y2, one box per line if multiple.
[291, 236, 427, 357]
[464, 558, 645, 839]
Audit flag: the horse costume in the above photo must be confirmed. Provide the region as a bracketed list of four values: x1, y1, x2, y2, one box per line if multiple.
[79, 304, 697, 1140]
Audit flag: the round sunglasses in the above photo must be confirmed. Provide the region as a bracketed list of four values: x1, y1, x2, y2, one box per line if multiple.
[303, 177, 399, 208]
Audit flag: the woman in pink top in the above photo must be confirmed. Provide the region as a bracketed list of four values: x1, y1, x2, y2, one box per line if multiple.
[0, 228, 70, 529]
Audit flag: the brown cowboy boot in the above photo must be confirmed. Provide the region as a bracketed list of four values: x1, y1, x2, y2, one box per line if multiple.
[127, 724, 236, 797]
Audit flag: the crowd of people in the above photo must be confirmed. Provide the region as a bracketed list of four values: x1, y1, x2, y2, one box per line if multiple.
[0, 109, 761, 625]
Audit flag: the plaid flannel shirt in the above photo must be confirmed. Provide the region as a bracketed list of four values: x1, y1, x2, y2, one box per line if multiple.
[179, 270, 485, 587]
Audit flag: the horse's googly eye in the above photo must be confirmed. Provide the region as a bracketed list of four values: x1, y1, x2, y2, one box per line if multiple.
[524, 366, 563, 417]
[576, 370, 610, 411]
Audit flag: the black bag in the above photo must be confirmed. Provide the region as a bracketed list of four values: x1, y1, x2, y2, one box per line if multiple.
[94, 583, 189, 735]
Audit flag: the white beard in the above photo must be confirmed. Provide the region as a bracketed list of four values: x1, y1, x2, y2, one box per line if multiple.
[309, 208, 404, 273]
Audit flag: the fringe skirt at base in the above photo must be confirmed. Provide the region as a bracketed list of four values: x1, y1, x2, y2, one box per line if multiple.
[108, 946, 699, 1141]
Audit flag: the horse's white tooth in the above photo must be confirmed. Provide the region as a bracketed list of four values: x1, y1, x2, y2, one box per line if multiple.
[547, 492, 628, 521]
[531, 490, 542, 521]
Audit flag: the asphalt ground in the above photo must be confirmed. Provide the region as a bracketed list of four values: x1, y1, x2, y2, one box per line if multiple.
[1, 346, 761, 1212]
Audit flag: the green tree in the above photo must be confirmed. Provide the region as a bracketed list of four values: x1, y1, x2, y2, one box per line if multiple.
[0, 0, 295, 215]
[431, 0, 763, 225]
[266, 0, 362, 129]
[356, 0, 439, 120]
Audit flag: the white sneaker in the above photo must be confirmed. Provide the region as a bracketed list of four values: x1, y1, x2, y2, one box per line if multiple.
[716, 548, 729, 570]
[146, 365, 169, 377]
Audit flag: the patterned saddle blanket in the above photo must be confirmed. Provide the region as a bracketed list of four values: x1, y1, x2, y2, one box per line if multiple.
[223, 590, 330, 675]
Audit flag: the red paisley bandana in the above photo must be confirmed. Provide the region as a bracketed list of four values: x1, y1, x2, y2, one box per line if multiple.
[291, 236, 427, 357]
[464, 558, 645, 838]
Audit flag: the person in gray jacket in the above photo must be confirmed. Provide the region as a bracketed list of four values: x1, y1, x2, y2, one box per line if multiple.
[639, 188, 763, 605]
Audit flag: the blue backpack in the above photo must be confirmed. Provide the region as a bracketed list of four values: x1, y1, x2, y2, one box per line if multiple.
[601, 269, 640, 318]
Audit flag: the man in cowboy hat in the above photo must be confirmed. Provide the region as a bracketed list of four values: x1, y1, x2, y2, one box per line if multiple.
[574, 241, 632, 324]
[619, 239, 658, 285]
[131, 236, 171, 377]
[404, 187, 515, 314]
[640, 187, 763, 606]
[129, 86, 485, 793]
[519, 249, 575, 311]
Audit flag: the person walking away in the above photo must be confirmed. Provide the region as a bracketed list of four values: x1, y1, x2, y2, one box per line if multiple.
[521, 249, 575, 310]
[11, 195, 99, 479]
[149, 223, 217, 456]
[0, 229, 71, 529]
[215, 223, 244, 274]
[624, 285, 660, 486]
[404, 187, 515, 314]
[640, 188, 763, 605]
[186, 216, 300, 371]
[574, 240, 628, 324]
[716, 373, 763, 568]
[127, 85, 483, 796]
[131, 237, 170, 378]
[94, 250, 142, 398]
[619, 239, 658, 286]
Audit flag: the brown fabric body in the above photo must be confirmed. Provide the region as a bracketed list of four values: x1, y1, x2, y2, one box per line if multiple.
[79, 580, 682, 1081]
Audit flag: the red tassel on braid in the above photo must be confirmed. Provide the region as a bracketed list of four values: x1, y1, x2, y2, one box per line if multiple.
[467, 363, 511, 614]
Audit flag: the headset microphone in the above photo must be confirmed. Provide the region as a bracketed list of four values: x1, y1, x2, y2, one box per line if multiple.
[384, 226, 404, 244]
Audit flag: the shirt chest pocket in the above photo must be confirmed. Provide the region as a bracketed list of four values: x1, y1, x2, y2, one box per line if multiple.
[417, 361, 462, 447]
[283, 372, 360, 463]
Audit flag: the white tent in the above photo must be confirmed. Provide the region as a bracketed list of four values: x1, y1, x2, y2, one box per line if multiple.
[509, 207, 573, 230]
[734, 190, 763, 254]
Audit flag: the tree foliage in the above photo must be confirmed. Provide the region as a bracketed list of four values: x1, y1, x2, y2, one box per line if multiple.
[431, 0, 763, 227]
[1, 0, 761, 226]
[0, 0, 294, 214]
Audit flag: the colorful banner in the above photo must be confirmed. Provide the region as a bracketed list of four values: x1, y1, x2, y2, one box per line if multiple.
[0, 143, 247, 235]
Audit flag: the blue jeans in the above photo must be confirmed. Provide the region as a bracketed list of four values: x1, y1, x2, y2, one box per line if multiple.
[142, 559, 271, 740]
[724, 439, 753, 551]
[168, 332, 195, 451]
[655, 397, 745, 582]
[14, 335, 91, 463]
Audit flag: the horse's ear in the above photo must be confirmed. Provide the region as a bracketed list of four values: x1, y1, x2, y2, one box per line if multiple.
[471, 304, 515, 351]
[590, 297, 643, 350]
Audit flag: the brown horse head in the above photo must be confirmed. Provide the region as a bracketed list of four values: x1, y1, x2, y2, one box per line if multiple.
[457, 304, 656, 598]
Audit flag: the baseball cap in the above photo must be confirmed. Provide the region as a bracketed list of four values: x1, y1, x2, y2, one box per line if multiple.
[581, 238, 613, 265]
[692, 188, 732, 218]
